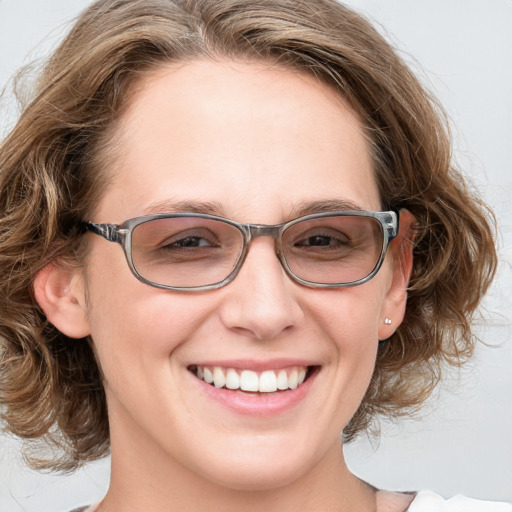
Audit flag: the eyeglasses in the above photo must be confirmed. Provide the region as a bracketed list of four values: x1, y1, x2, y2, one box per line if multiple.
[84, 210, 398, 292]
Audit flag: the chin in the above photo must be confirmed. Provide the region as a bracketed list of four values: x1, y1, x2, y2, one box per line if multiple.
[189, 435, 324, 492]
[203, 461, 310, 492]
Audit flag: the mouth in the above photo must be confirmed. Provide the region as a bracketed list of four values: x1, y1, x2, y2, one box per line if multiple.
[187, 365, 317, 393]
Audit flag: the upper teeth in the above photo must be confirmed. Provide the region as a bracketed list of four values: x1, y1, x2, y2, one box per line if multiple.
[194, 366, 308, 393]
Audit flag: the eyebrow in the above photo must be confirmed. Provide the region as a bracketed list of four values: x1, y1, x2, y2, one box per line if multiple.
[143, 199, 227, 216]
[289, 199, 365, 217]
[142, 198, 365, 220]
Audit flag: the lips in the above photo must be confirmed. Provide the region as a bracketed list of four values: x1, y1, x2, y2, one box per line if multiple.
[189, 365, 313, 393]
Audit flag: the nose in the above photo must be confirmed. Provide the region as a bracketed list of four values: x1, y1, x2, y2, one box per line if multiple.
[218, 238, 304, 341]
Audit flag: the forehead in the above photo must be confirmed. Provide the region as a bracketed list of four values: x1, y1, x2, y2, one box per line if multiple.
[97, 59, 380, 223]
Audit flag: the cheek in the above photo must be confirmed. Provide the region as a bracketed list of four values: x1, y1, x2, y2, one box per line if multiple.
[307, 280, 389, 419]
[88, 293, 203, 362]
[83, 250, 213, 389]
[313, 277, 388, 351]
[339, 282, 388, 368]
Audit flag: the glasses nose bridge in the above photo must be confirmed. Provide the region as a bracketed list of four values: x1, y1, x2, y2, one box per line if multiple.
[237, 223, 289, 285]
[244, 223, 284, 259]
[247, 223, 281, 240]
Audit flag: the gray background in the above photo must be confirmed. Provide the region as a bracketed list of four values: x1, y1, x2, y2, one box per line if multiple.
[0, 1, 511, 510]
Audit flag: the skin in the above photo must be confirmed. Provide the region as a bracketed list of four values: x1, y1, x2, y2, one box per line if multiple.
[35, 60, 414, 511]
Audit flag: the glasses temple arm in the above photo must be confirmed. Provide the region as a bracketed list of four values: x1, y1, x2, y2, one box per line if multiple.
[386, 211, 399, 240]
[85, 222, 121, 243]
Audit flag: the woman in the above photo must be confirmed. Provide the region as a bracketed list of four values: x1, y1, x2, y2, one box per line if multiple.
[0, 1, 508, 510]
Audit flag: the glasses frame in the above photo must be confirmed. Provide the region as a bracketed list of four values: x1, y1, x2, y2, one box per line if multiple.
[85, 210, 398, 292]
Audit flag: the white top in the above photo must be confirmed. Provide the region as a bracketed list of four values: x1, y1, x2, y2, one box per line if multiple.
[77, 492, 512, 511]
[407, 491, 512, 511]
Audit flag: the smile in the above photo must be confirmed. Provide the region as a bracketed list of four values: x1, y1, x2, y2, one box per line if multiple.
[189, 365, 313, 393]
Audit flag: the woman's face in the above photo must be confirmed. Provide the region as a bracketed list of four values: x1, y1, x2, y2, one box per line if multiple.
[71, 61, 406, 490]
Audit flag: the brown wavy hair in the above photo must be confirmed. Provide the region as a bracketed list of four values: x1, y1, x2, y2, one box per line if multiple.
[0, 0, 497, 471]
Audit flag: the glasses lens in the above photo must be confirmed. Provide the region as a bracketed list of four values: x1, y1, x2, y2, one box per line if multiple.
[282, 215, 384, 285]
[130, 216, 244, 288]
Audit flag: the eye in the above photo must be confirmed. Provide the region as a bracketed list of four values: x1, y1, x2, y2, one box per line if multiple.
[149, 230, 222, 264]
[152, 227, 221, 251]
[166, 236, 215, 249]
[293, 229, 350, 250]
[295, 234, 348, 248]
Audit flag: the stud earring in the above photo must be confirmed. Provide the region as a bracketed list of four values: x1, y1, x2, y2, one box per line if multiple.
[384, 318, 392, 325]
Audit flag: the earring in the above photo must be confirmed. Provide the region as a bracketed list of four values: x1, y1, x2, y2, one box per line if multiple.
[384, 318, 392, 325]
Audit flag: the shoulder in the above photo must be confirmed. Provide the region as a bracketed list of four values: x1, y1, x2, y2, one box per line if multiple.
[408, 490, 512, 511]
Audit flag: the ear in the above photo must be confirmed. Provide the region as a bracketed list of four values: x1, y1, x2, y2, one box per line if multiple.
[33, 261, 91, 339]
[378, 209, 416, 340]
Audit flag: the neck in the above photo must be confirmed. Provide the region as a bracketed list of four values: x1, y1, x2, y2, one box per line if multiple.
[100, 424, 377, 512]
